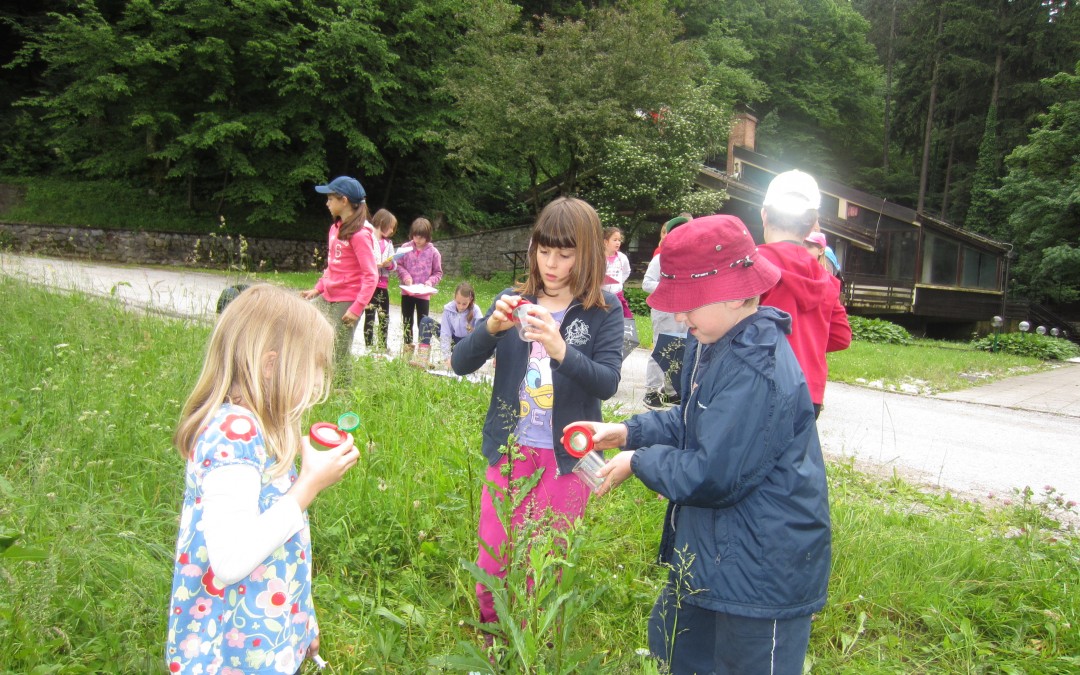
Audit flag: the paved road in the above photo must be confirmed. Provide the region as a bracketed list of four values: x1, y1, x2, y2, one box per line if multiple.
[5, 252, 1079, 505]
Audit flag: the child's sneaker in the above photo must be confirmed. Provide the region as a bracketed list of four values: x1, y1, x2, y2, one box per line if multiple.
[410, 343, 431, 368]
[643, 391, 665, 410]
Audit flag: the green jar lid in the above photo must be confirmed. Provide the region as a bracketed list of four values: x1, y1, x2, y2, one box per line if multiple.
[337, 411, 361, 433]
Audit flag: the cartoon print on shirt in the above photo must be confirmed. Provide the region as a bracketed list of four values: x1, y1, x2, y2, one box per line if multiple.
[518, 342, 554, 433]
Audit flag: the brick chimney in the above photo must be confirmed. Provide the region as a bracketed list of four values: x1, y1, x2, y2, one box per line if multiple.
[726, 111, 757, 175]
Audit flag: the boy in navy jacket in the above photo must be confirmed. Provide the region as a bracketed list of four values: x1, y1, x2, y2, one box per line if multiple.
[576, 214, 831, 675]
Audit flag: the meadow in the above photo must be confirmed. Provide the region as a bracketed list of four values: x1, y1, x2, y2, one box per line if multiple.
[1, 275, 1078, 673]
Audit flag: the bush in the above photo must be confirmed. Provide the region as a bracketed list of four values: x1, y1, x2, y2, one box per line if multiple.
[623, 287, 650, 316]
[849, 316, 913, 345]
[970, 332, 1080, 360]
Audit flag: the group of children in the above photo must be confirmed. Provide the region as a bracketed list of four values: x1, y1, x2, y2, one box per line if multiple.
[299, 175, 483, 372]
[167, 176, 836, 674]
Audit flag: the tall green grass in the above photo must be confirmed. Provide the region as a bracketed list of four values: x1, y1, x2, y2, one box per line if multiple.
[1, 276, 1077, 672]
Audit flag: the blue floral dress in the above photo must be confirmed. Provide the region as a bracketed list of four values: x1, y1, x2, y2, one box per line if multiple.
[166, 403, 317, 674]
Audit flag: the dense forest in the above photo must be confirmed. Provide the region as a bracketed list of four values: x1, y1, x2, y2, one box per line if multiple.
[0, 0, 1077, 302]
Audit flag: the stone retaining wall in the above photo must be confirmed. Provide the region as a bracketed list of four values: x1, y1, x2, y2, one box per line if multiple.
[0, 222, 323, 271]
[0, 220, 535, 276]
[433, 224, 531, 276]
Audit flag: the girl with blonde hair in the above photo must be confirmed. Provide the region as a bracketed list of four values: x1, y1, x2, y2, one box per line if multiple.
[167, 284, 359, 673]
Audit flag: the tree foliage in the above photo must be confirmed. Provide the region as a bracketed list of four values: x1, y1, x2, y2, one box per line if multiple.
[6, 0, 480, 229]
[443, 0, 731, 218]
[997, 65, 1080, 304]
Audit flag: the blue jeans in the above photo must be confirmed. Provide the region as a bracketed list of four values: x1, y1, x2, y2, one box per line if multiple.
[648, 583, 813, 675]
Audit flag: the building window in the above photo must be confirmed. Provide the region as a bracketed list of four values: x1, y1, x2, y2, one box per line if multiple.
[922, 234, 960, 285]
[962, 247, 1000, 290]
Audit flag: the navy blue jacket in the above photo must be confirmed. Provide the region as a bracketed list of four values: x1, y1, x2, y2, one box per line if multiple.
[451, 289, 624, 475]
[626, 306, 831, 619]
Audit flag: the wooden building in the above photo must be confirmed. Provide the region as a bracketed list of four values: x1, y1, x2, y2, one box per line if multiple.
[697, 114, 1012, 337]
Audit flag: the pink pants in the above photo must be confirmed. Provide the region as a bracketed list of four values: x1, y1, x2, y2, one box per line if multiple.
[475, 446, 591, 624]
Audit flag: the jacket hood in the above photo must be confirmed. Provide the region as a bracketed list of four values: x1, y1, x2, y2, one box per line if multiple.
[759, 242, 840, 312]
[699, 306, 792, 370]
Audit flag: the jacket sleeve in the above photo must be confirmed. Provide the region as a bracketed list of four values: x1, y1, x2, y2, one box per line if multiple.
[826, 278, 852, 352]
[426, 247, 444, 286]
[619, 252, 632, 283]
[642, 255, 661, 294]
[395, 243, 414, 283]
[347, 229, 379, 316]
[550, 299, 623, 400]
[451, 295, 505, 375]
[629, 362, 785, 508]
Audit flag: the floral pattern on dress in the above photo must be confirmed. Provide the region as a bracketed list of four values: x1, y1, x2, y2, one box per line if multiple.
[166, 403, 317, 674]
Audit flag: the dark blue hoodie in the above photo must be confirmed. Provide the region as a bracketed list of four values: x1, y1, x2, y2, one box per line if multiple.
[626, 306, 831, 619]
[452, 289, 624, 475]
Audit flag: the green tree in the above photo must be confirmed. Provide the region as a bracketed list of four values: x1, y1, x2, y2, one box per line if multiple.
[880, 0, 1077, 220]
[997, 66, 1080, 303]
[701, 0, 883, 181]
[588, 88, 729, 236]
[443, 0, 727, 219]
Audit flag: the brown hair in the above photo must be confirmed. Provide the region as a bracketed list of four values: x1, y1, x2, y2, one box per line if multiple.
[337, 199, 371, 241]
[603, 226, 623, 241]
[372, 208, 398, 236]
[515, 197, 608, 310]
[173, 285, 334, 477]
[409, 217, 433, 241]
[455, 282, 477, 331]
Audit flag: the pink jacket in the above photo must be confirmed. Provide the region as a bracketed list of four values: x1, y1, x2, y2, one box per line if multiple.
[395, 241, 443, 299]
[315, 220, 379, 316]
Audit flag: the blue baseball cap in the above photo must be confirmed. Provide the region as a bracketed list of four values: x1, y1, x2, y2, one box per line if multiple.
[315, 176, 366, 203]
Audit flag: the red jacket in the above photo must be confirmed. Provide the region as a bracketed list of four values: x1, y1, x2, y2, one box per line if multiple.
[758, 242, 851, 404]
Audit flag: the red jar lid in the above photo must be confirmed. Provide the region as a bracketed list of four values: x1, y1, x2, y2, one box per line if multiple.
[561, 424, 594, 458]
[510, 297, 531, 322]
[309, 422, 347, 450]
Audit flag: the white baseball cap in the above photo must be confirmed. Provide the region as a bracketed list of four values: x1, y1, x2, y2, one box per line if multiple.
[763, 170, 820, 215]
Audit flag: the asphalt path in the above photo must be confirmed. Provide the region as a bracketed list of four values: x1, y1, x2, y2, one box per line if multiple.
[4, 252, 1079, 506]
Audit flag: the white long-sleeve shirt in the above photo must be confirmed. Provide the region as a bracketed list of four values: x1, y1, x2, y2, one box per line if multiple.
[602, 251, 631, 294]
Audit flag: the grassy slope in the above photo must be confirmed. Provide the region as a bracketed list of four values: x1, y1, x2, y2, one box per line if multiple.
[0, 277, 1077, 672]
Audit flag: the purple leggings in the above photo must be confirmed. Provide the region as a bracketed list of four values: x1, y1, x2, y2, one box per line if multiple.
[475, 446, 591, 623]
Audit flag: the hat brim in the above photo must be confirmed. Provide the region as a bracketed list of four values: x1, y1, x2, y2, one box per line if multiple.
[314, 185, 333, 194]
[647, 257, 781, 313]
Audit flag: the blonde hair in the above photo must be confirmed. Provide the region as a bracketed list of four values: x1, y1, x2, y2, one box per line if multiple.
[515, 197, 608, 310]
[174, 284, 335, 477]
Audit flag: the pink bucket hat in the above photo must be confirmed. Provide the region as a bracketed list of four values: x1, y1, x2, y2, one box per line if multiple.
[648, 215, 780, 313]
[804, 231, 827, 248]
